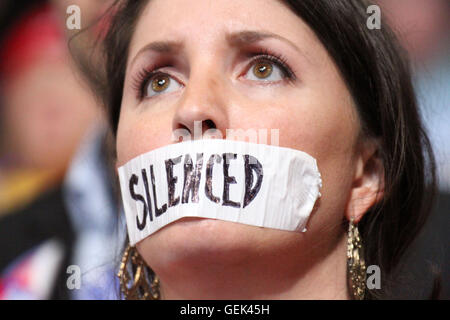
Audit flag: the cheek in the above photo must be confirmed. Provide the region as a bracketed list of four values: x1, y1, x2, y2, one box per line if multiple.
[290, 100, 359, 219]
[241, 96, 359, 161]
[116, 109, 174, 166]
[252, 88, 359, 229]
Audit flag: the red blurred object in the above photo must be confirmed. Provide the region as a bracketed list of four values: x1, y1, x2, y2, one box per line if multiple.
[0, 4, 66, 79]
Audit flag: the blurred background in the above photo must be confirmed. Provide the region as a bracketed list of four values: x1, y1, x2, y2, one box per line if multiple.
[0, 0, 448, 299]
[374, 0, 450, 299]
[0, 0, 124, 299]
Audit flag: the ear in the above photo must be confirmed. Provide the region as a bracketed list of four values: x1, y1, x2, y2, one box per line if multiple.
[345, 138, 384, 223]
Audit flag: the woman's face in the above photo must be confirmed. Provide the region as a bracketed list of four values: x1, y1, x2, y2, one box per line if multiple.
[116, 0, 364, 290]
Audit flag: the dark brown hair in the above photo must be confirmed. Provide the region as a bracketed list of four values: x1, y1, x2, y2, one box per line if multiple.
[75, 0, 437, 299]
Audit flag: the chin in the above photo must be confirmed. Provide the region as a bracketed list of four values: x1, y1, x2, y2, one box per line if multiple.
[136, 217, 281, 273]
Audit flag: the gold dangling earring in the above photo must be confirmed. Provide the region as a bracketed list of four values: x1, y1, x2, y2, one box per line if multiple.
[347, 217, 366, 300]
[117, 244, 160, 300]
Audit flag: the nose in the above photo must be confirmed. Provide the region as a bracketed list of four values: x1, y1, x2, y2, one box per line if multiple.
[171, 64, 229, 142]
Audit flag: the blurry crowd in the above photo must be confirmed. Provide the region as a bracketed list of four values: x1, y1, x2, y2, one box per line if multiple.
[0, 0, 124, 299]
[0, 0, 448, 299]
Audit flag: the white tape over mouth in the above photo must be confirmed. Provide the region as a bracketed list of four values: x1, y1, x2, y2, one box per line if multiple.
[118, 139, 322, 246]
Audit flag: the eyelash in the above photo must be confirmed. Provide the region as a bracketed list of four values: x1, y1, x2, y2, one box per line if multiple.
[247, 48, 296, 81]
[131, 49, 296, 100]
[132, 68, 166, 100]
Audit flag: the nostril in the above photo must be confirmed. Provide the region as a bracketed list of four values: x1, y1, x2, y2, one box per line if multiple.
[179, 123, 190, 133]
[202, 119, 223, 140]
[172, 123, 191, 143]
[204, 119, 216, 129]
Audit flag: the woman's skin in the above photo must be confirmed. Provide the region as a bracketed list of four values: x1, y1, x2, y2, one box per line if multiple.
[116, 0, 383, 299]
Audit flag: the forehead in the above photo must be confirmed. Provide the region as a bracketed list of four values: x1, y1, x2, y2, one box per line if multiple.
[128, 0, 318, 60]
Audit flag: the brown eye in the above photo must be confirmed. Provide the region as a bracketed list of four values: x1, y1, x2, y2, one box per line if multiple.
[244, 58, 288, 82]
[143, 73, 182, 98]
[151, 75, 170, 92]
[252, 61, 273, 79]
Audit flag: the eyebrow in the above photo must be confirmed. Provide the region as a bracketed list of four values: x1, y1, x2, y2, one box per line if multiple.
[129, 30, 304, 69]
[226, 30, 302, 53]
[128, 40, 183, 70]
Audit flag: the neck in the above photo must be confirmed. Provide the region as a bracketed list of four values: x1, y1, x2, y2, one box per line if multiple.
[157, 231, 349, 299]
